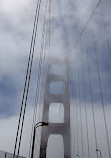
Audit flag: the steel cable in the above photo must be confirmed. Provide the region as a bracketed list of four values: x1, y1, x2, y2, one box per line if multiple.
[84, 29, 98, 158]
[92, 23, 111, 158]
[79, 34, 90, 158]
[13, 0, 42, 157]
[71, 58, 76, 158]
[74, 51, 80, 157]
[16, 0, 42, 156]
[68, 0, 102, 57]
[29, 0, 50, 156]
[99, 2, 111, 61]
[77, 46, 84, 158]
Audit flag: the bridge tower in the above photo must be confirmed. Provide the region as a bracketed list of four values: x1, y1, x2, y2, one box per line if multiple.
[40, 58, 71, 158]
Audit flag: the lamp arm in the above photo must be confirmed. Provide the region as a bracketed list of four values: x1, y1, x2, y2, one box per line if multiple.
[35, 124, 43, 129]
[35, 122, 43, 127]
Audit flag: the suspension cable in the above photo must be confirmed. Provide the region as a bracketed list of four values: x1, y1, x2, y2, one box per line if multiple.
[74, 51, 80, 156]
[71, 56, 76, 158]
[92, 22, 111, 158]
[29, 14, 48, 157]
[48, 0, 51, 57]
[15, 0, 42, 157]
[29, 0, 51, 156]
[13, 0, 42, 157]
[29, 11, 48, 157]
[79, 34, 90, 158]
[84, 29, 98, 158]
[99, 2, 111, 61]
[65, 0, 101, 58]
[77, 45, 84, 158]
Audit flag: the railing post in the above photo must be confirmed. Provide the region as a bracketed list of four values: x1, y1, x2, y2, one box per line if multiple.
[5, 152, 7, 158]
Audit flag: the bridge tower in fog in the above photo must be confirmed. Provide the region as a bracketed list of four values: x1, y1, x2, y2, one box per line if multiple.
[40, 58, 71, 158]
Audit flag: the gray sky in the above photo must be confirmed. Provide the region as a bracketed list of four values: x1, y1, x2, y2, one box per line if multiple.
[0, 0, 111, 158]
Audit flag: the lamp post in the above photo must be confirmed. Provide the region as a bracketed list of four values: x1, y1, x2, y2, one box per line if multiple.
[5, 152, 7, 158]
[31, 122, 49, 158]
[96, 149, 102, 158]
[76, 154, 80, 158]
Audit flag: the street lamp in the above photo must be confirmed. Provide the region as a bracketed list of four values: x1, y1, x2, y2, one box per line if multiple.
[5, 152, 7, 158]
[31, 122, 49, 158]
[76, 154, 80, 158]
[96, 149, 102, 158]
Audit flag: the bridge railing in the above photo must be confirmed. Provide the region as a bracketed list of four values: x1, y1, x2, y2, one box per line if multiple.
[0, 150, 25, 158]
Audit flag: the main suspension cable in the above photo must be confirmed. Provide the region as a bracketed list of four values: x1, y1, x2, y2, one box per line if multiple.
[13, 0, 42, 156]
[13, 0, 42, 157]
[66, 0, 101, 58]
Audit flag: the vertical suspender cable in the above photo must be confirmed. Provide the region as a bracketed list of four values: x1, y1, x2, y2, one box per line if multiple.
[92, 23, 111, 158]
[75, 51, 80, 156]
[84, 28, 98, 158]
[48, 0, 51, 57]
[29, 0, 51, 156]
[80, 33, 90, 158]
[77, 45, 84, 158]
[29, 3, 48, 156]
[16, 0, 42, 156]
[13, 0, 42, 157]
[99, 2, 111, 61]
[72, 55, 76, 158]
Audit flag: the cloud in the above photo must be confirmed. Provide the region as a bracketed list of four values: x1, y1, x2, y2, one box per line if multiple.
[0, 107, 33, 157]
[0, 0, 111, 157]
[70, 100, 111, 158]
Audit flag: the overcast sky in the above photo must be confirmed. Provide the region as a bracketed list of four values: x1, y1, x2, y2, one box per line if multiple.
[0, 0, 111, 158]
